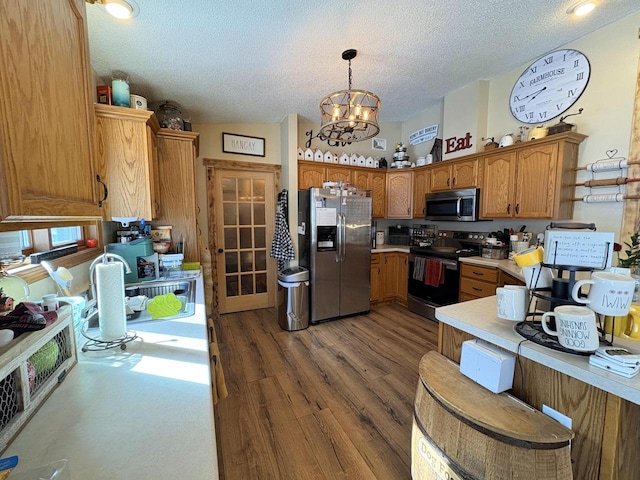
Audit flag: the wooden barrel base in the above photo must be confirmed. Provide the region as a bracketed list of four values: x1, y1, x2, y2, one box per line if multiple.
[412, 351, 573, 479]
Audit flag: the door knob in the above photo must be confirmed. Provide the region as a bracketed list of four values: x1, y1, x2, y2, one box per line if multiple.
[217, 248, 224, 253]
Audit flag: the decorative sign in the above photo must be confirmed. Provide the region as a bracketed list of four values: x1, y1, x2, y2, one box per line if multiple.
[416, 434, 463, 480]
[445, 132, 473, 154]
[543, 230, 614, 268]
[409, 124, 439, 145]
[372, 138, 387, 151]
[222, 132, 265, 157]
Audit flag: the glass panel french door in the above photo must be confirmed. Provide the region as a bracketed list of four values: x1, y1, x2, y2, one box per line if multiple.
[214, 170, 275, 313]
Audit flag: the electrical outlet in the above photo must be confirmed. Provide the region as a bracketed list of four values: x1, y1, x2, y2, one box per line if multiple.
[542, 404, 572, 430]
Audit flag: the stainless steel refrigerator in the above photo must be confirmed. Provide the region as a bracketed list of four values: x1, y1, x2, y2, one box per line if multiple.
[298, 188, 372, 323]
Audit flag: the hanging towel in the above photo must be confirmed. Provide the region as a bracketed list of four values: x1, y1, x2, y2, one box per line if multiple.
[425, 259, 445, 287]
[270, 189, 295, 271]
[413, 256, 426, 281]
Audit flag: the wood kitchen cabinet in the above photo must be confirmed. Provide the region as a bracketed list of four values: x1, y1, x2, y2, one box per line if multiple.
[459, 263, 499, 301]
[298, 162, 326, 190]
[370, 253, 383, 303]
[352, 170, 386, 218]
[480, 132, 587, 219]
[412, 167, 429, 218]
[386, 171, 413, 219]
[95, 104, 161, 220]
[155, 130, 201, 262]
[326, 166, 351, 185]
[0, 0, 101, 222]
[375, 252, 409, 305]
[429, 159, 478, 192]
[298, 161, 386, 217]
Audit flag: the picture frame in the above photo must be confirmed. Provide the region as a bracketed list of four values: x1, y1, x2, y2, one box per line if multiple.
[222, 132, 265, 157]
[372, 138, 387, 151]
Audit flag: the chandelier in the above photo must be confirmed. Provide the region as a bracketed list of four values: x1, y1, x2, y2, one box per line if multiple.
[318, 49, 380, 144]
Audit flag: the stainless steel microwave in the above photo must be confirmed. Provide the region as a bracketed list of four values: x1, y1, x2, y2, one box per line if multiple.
[425, 188, 480, 222]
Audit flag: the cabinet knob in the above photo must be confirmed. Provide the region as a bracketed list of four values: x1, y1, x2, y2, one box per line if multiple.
[447, 178, 450, 187]
[217, 248, 224, 253]
[453, 177, 457, 187]
[507, 203, 511, 214]
[515, 204, 520, 215]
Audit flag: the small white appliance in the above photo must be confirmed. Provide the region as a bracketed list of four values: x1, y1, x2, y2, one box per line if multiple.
[460, 339, 515, 393]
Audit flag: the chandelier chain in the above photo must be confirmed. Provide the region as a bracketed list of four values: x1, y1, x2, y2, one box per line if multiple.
[348, 59, 352, 90]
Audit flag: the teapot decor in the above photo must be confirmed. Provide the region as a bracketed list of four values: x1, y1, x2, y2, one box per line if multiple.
[527, 125, 549, 141]
[499, 133, 514, 148]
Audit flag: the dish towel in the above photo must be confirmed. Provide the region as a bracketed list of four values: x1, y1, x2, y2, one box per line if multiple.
[425, 259, 445, 287]
[413, 257, 426, 281]
[270, 189, 295, 271]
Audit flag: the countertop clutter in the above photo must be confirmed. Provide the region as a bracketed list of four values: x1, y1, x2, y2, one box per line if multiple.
[435, 296, 640, 405]
[4, 274, 219, 479]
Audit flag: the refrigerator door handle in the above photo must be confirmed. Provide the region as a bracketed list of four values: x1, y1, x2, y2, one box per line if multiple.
[336, 212, 342, 263]
[341, 213, 347, 262]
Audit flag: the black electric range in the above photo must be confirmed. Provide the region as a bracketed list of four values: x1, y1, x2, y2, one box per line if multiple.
[407, 230, 491, 320]
[409, 230, 491, 259]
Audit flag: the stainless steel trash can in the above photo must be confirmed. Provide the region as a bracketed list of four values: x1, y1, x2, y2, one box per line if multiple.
[277, 266, 309, 331]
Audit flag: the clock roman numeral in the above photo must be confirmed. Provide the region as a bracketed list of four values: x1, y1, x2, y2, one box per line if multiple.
[556, 103, 564, 111]
[568, 88, 577, 98]
[525, 112, 534, 120]
[544, 56, 553, 65]
[539, 112, 547, 119]
[517, 105, 525, 112]
[574, 59, 580, 68]
[528, 67, 537, 75]
[576, 72, 584, 81]
[520, 81, 526, 88]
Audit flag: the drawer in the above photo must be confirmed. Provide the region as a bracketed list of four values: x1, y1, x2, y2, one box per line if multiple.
[460, 277, 496, 298]
[371, 253, 381, 264]
[460, 263, 498, 283]
[458, 292, 481, 302]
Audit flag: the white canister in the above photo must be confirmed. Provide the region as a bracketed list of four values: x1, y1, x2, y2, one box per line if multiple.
[42, 293, 59, 312]
[376, 231, 385, 246]
[129, 94, 147, 110]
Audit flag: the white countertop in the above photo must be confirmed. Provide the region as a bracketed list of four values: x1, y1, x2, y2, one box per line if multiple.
[436, 296, 640, 405]
[372, 246, 410, 253]
[4, 275, 218, 479]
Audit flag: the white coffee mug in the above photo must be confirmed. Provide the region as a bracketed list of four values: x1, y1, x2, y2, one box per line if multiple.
[541, 305, 599, 351]
[571, 271, 635, 316]
[520, 263, 554, 289]
[496, 286, 528, 321]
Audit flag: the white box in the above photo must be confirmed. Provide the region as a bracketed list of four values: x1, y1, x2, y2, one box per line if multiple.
[460, 339, 515, 393]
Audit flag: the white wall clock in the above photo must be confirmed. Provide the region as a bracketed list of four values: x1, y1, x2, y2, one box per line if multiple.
[510, 49, 590, 124]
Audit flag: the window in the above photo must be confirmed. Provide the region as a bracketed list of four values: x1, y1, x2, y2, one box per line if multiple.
[19, 230, 32, 250]
[50, 226, 83, 247]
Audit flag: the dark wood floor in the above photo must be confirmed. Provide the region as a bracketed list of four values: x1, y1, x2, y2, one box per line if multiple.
[213, 303, 439, 479]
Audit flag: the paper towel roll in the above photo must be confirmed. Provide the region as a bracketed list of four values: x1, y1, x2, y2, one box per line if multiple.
[96, 262, 127, 341]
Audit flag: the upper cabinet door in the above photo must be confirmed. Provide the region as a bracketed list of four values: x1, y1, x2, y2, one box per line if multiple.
[0, 0, 100, 221]
[481, 152, 516, 218]
[451, 159, 478, 189]
[386, 171, 413, 219]
[94, 105, 160, 220]
[298, 162, 325, 190]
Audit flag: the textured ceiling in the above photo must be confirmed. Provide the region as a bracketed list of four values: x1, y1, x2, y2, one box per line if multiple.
[86, 1, 640, 125]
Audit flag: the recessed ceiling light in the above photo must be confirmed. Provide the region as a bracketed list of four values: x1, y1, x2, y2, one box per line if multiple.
[567, 1, 596, 17]
[86, 0, 139, 20]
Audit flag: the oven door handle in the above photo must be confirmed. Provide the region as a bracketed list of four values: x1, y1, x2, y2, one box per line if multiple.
[409, 254, 458, 270]
[456, 197, 462, 218]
